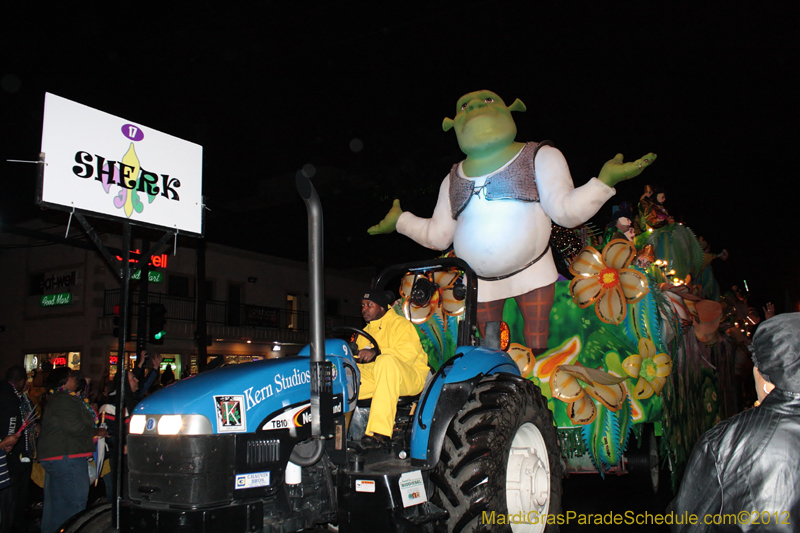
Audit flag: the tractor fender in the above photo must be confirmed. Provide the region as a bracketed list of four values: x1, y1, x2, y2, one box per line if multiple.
[410, 346, 520, 465]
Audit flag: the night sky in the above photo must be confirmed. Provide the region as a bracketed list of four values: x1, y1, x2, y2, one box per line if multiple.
[2, 3, 797, 312]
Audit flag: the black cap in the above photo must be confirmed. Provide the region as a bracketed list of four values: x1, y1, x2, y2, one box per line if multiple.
[362, 289, 395, 310]
[752, 312, 800, 393]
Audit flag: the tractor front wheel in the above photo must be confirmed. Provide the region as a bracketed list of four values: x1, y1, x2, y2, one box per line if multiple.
[431, 373, 563, 532]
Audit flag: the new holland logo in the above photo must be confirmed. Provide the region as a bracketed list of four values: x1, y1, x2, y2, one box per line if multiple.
[214, 395, 247, 433]
[146, 418, 156, 431]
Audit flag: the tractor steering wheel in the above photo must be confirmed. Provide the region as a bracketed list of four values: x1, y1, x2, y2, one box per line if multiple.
[331, 326, 381, 361]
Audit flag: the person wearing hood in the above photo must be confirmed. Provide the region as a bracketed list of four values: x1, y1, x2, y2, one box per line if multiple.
[668, 313, 800, 532]
[355, 289, 429, 450]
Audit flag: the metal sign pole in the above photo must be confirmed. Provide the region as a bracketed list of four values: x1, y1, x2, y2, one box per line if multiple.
[113, 222, 131, 529]
[136, 238, 150, 362]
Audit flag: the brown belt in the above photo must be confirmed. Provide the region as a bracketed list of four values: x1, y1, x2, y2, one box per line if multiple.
[477, 244, 550, 282]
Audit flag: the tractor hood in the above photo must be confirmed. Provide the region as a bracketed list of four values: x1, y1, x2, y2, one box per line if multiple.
[131, 339, 358, 435]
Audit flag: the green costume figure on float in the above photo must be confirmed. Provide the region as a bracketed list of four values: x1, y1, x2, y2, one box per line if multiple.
[369, 90, 656, 355]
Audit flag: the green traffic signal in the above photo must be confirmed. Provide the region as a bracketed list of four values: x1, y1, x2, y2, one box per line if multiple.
[149, 303, 167, 344]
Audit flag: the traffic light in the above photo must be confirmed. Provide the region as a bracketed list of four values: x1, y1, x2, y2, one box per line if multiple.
[113, 305, 121, 338]
[149, 303, 167, 344]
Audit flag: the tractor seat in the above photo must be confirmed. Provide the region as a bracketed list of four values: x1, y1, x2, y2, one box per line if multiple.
[356, 393, 421, 409]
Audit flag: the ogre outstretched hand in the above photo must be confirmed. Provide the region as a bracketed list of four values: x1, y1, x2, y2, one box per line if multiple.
[367, 199, 403, 235]
[598, 153, 657, 188]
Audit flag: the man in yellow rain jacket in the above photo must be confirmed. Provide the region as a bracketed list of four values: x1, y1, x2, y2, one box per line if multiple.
[356, 289, 429, 450]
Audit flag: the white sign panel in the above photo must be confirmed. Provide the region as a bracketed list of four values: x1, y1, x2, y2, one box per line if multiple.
[214, 395, 247, 433]
[399, 470, 428, 508]
[234, 471, 270, 490]
[355, 480, 376, 493]
[40, 93, 204, 235]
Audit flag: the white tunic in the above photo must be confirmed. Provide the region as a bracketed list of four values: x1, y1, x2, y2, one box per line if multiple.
[396, 145, 615, 302]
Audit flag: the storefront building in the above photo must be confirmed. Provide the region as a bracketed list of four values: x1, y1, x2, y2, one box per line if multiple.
[0, 220, 370, 389]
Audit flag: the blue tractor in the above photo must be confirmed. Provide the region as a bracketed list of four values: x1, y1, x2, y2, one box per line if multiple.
[69, 175, 562, 533]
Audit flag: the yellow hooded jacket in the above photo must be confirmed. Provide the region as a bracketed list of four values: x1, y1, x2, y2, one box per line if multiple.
[356, 307, 429, 436]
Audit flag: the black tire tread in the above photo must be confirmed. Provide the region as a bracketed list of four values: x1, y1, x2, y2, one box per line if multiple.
[431, 373, 563, 532]
[627, 424, 660, 495]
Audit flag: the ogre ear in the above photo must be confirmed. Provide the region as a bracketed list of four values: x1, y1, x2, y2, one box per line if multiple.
[508, 99, 527, 113]
[442, 117, 455, 132]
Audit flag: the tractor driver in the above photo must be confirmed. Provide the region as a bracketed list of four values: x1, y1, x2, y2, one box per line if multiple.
[356, 289, 430, 450]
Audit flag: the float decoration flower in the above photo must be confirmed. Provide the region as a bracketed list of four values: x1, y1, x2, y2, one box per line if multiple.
[568, 239, 649, 325]
[400, 271, 465, 324]
[506, 343, 535, 378]
[435, 271, 466, 317]
[622, 338, 673, 399]
[549, 364, 627, 425]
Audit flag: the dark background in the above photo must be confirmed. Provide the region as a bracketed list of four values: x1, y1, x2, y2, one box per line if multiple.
[2, 2, 797, 312]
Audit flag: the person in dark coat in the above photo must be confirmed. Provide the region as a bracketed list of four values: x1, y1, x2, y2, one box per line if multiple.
[99, 366, 147, 502]
[0, 366, 35, 533]
[668, 312, 800, 532]
[38, 368, 107, 533]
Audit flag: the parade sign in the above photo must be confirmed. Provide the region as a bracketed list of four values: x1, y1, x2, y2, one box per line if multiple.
[40, 93, 204, 236]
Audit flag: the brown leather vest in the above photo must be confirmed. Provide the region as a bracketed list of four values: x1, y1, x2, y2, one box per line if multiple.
[449, 141, 552, 219]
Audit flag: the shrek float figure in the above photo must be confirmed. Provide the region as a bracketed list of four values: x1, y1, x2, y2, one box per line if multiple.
[369, 90, 656, 355]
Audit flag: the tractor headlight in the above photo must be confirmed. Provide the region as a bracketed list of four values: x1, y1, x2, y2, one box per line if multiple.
[158, 415, 184, 435]
[125, 414, 213, 435]
[130, 415, 146, 434]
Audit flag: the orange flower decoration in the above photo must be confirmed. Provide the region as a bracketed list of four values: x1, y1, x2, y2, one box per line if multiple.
[568, 239, 649, 325]
[549, 364, 627, 425]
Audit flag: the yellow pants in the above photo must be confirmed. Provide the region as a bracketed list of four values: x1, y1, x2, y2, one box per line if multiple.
[358, 355, 426, 437]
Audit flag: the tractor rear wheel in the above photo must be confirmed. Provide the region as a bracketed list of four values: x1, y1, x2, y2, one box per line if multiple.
[431, 373, 562, 532]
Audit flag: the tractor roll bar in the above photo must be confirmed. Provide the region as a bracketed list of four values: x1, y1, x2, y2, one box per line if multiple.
[374, 257, 480, 348]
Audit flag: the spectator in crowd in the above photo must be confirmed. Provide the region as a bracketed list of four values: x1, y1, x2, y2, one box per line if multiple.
[132, 352, 161, 400]
[160, 366, 176, 387]
[75, 375, 90, 402]
[0, 435, 20, 527]
[0, 366, 35, 533]
[99, 357, 157, 502]
[669, 313, 800, 532]
[38, 368, 107, 533]
[93, 375, 113, 413]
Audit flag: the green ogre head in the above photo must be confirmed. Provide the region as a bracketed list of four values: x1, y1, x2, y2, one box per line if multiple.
[442, 90, 526, 159]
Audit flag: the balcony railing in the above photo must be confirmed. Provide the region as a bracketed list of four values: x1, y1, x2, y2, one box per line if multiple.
[103, 289, 362, 332]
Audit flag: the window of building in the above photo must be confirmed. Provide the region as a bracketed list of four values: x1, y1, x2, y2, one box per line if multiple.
[169, 275, 191, 298]
[158, 354, 182, 379]
[214, 354, 263, 366]
[204, 280, 214, 300]
[286, 294, 299, 330]
[24, 352, 81, 372]
[108, 351, 137, 380]
[227, 284, 242, 326]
